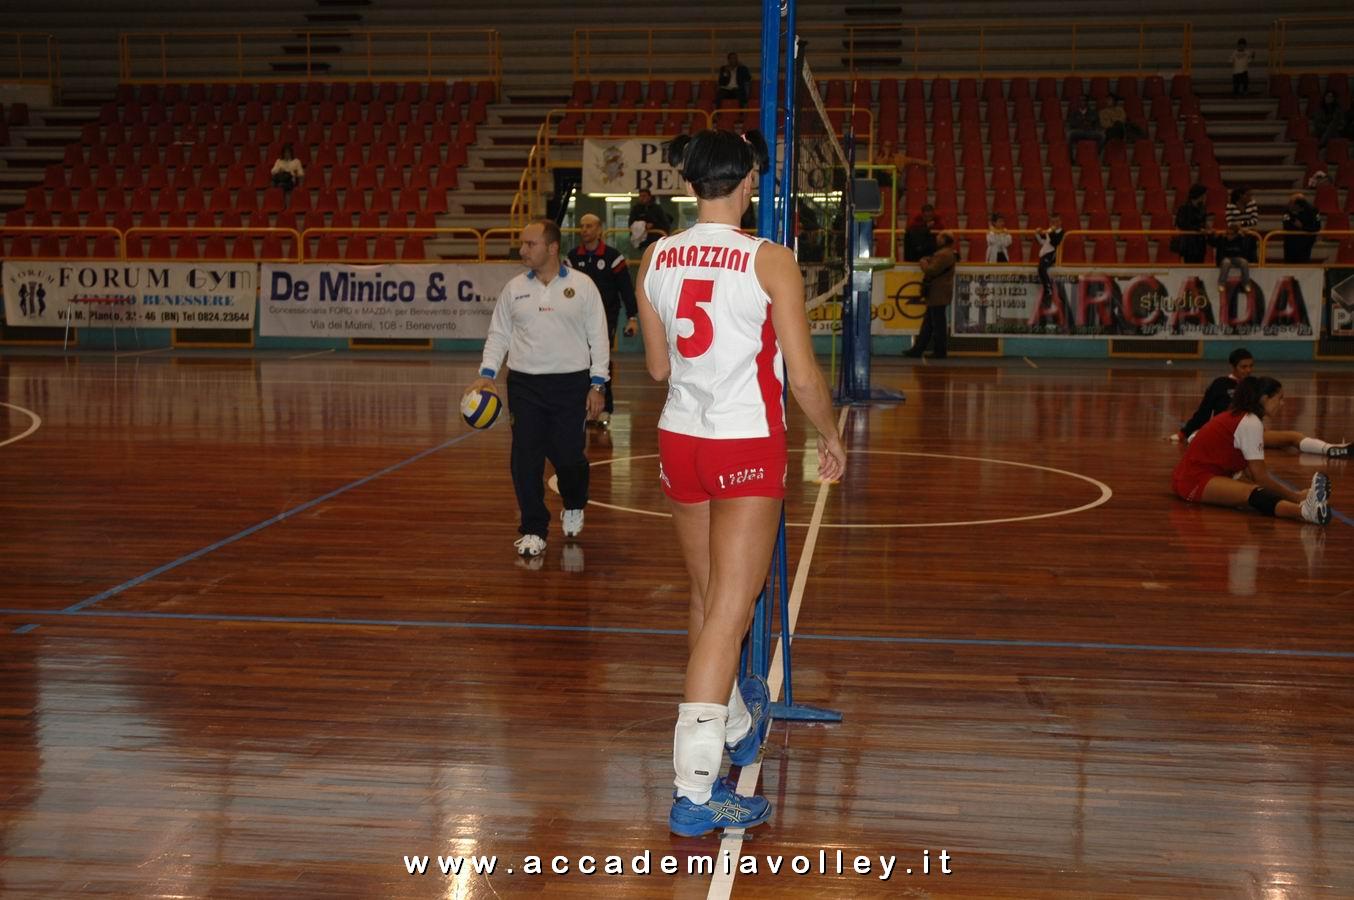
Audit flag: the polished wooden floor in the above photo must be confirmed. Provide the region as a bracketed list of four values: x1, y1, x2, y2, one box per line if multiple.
[2, 348, 1352, 899]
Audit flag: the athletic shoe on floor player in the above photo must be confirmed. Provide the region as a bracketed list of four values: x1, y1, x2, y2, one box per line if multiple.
[669, 775, 772, 837]
[1328, 443, 1350, 458]
[561, 508, 584, 537]
[726, 674, 771, 766]
[513, 534, 547, 558]
[1300, 472, 1332, 525]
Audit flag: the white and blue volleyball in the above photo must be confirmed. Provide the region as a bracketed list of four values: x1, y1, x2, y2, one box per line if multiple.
[460, 389, 502, 430]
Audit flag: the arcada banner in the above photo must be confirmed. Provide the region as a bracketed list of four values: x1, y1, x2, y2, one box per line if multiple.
[952, 267, 1320, 339]
[259, 262, 521, 338]
[2, 261, 257, 329]
[582, 139, 682, 196]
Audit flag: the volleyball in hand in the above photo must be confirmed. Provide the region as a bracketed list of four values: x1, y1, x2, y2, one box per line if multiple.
[460, 388, 502, 430]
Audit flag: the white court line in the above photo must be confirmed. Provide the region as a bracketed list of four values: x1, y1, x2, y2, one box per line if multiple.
[574, 451, 1113, 529]
[115, 346, 173, 358]
[0, 402, 43, 448]
[288, 348, 337, 361]
[1023, 356, 1039, 369]
[707, 406, 849, 900]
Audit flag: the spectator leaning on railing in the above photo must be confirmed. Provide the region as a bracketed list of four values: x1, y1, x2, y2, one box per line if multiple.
[1281, 193, 1323, 264]
[1225, 187, 1260, 262]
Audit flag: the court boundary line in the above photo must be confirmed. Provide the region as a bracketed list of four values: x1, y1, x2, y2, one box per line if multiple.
[5, 606, 1354, 660]
[0, 402, 43, 449]
[7, 430, 481, 633]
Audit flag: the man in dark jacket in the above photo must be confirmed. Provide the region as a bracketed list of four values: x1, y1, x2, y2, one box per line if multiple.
[567, 213, 638, 427]
[902, 205, 941, 262]
[628, 189, 672, 250]
[905, 231, 957, 359]
[1281, 193, 1323, 264]
[716, 52, 752, 106]
[1174, 184, 1209, 264]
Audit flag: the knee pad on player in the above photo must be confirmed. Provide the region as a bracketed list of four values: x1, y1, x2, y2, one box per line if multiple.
[1247, 487, 1282, 517]
[673, 702, 726, 802]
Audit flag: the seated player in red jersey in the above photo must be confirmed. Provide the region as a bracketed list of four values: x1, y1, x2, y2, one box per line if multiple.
[1172, 375, 1332, 524]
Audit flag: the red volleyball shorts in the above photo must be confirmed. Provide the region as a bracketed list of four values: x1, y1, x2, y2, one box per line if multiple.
[1172, 464, 1219, 503]
[658, 429, 788, 503]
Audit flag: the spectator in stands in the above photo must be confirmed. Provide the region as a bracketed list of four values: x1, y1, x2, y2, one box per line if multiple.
[873, 138, 932, 190]
[270, 143, 304, 196]
[902, 204, 942, 262]
[1226, 186, 1260, 262]
[1281, 193, 1323, 264]
[1210, 222, 1251, 298]
[986, 213, 1012, 263]
[1035, 213, 1064, 302]
[716, 52, 752, 107]
[797, 200, 825, 262]
[905, 231, 957, 359]
[1067, 97, 1104, 158]
[628, 188, 673, 250]
[1099, 95, 1145, 147]
[1174, 184, 1210, 264]
[1230, 38, 1255, 96]
[1312, 91, 1346, 149]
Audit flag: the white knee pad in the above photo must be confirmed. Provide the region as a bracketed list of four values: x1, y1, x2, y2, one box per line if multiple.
[673, 702, 727, 803]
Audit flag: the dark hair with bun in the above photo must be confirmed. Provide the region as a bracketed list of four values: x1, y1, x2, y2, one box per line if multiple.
[1229, 375, 1282, 418]
[664, 129, 770, 200]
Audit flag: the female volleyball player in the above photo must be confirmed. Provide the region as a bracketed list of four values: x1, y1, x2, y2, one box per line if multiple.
[1172, 375, 1332, 524]
[634, 130, 847, 836]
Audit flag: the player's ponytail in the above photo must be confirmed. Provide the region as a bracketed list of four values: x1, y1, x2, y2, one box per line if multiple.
[664, 129, 770, 200]
[1229, 375, 1282, 418]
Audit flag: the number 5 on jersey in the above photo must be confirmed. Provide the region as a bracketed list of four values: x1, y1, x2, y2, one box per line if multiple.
[676, 278, 715, 358]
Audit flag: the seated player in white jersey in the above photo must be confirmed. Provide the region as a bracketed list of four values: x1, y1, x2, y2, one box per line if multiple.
[1171, 347, 1350, 458]
[1172, 375, 1332, 524]
[634, 129, 847, 837]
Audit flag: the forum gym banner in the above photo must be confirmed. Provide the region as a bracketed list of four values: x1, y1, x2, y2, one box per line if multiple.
[1327, 267, 1354, 337]
[582, 139, 682, 195]
[259, 262, 521, 338]
[2, 261, 257, 329]
[804, 265, 925, 335]
[951, 268, 1321, 339]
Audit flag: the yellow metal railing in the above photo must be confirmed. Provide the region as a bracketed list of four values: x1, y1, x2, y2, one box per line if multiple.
[1268, 16, 1354, 74]
[118, 28, 501, 89]
[573, 21, 1192, 81]
[0, 32, 61, 94]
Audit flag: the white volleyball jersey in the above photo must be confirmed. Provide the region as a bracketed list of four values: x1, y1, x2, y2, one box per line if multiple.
[644, 222, 785, 438]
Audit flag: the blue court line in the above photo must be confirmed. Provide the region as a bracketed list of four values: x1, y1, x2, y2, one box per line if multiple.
[53, 431, 481, 619]
[1271, 474, 1354, 527]
[3, 607, 1352, 660]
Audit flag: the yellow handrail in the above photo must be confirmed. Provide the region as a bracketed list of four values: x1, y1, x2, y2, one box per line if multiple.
[1268, 16, 1354, 74]
[0, 32, 60, 95]
[118, 28, 501, 87]
[572, 21, 1192, 81]
[124, 226, 304, 261]
[1259, 229, 1354, 263]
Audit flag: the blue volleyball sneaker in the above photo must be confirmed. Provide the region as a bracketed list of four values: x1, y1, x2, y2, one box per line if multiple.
[726, 674, 771, 766]
[669, 776, 772, 837]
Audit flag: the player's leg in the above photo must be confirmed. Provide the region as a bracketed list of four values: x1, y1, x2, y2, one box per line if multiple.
[1199, 475, 1328, 522]
[667, 498, 711, 654]
[1265, 430, 1350, 457]
[601, 300, 619, 421]
[669, 495, 781, 835]
[505, 373, 552, 553]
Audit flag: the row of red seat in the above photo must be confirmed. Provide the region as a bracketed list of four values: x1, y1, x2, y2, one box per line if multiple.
[2, 232, 431, 262]
[98, 97, 487, 128]
[22, 184, 450, 218]
[6, 208, 438, 232]
[116, 80, 481, 107]
[78, 120, 475, 155]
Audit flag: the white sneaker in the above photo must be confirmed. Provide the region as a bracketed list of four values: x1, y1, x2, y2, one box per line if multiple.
[513, 534, 547, 558]
[1299, 472, 1331, 525]
[561, 508, 584, 537]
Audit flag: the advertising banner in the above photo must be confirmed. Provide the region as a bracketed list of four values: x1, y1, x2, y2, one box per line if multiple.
[582, 139, 682, 195]
[1326, 267, 1354, 337]
[804, 265, 925, 335]
[3, 261, 257, 329]
[259, 262, 521, 339]
[952, 267, 1320, 339]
